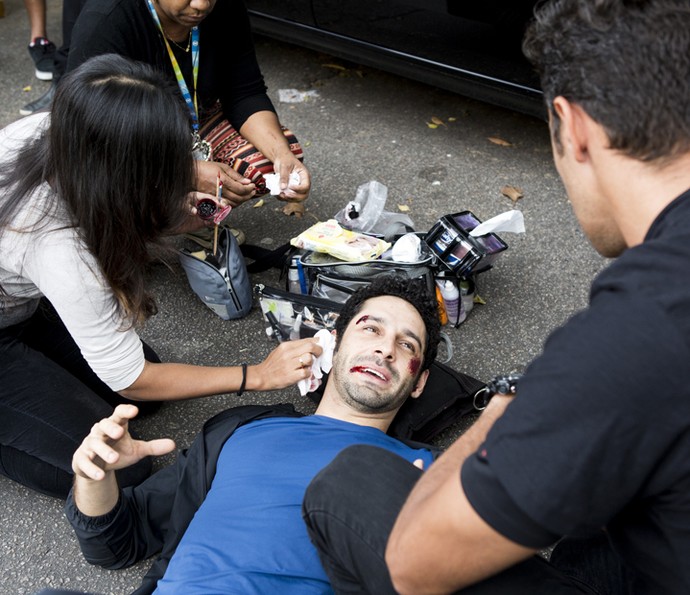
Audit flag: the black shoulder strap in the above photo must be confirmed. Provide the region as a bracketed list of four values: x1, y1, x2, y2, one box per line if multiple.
[388, 361, 486, 443]
[241, 242, 294, 274]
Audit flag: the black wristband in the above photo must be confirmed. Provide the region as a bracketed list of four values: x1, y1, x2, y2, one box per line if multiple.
[237, 363, 248, 397]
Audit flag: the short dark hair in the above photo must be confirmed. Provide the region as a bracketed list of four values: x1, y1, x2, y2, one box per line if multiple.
[523, 0, 690, 163]
[335, 275, 441, 372]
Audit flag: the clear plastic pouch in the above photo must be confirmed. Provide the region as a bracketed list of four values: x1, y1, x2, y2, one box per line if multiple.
[311, 276, 370, 303]
[255, 284, 342, 341]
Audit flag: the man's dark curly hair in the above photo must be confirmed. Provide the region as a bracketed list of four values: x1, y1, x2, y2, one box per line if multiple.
[334, 275, 441, 372]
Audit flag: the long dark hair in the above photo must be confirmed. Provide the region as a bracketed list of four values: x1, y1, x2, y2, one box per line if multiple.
[0, 54, 195, 325]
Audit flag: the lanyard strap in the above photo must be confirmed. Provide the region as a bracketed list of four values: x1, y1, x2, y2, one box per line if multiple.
[145, 0, 201, 133]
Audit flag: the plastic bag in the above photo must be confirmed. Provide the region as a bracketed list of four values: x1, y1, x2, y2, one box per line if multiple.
[335, 180, 416, 238]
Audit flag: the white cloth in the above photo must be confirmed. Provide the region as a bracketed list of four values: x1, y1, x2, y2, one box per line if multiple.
[297, 329, 336, 396]
[0, 113, 145, 391]
[263, 172, 300, 196]
[469, 209, 525, 236]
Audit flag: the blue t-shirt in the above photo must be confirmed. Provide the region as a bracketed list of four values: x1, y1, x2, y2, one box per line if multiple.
[153, 415, 434, 594]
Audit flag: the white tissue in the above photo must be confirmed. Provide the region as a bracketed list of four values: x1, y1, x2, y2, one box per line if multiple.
[469, 210, 525, 237]
[391, 233, 421, 262]
[278, 89, 320, 103]
[264, 172, 301, 196]
[297, 329, 336, 396]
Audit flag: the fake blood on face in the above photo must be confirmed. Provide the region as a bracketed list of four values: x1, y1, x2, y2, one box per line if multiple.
[349, 366, 386, 382]
[408, 357, 421, 376]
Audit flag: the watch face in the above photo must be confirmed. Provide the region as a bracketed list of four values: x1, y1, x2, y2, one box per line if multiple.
[475, 374, 522, 410]
[487, 374, 522, 396]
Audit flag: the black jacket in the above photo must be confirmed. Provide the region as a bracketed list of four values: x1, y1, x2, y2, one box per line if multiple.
[65, 403, 303, 595]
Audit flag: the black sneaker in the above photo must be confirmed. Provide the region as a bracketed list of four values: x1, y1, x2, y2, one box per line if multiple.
[19, 84, 56, 116]
[28, 37, 56, 81]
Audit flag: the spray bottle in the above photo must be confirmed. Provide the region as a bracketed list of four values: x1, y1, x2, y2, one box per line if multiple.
[288, 257, 302, 294]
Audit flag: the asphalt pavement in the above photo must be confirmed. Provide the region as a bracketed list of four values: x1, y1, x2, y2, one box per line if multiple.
[0, 0, 608, 592]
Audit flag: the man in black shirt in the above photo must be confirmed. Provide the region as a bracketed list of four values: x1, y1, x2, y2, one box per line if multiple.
[302, 1, 690, 594]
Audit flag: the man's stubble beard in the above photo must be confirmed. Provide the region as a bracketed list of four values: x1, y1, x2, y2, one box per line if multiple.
[332, 354, 419, 414]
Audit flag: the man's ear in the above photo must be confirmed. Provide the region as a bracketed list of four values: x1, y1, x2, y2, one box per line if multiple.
[409, 368, 430, 399]
[552, 96, 591, 164]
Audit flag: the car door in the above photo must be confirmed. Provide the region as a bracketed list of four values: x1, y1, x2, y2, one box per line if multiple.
[312, 0, 541, 114]
[245, 0, 315, 28]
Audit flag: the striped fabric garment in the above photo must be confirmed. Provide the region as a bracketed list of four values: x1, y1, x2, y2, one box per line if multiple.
[200, 104, 304, 196]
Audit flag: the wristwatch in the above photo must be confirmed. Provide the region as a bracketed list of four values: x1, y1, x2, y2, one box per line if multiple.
[473, 373, 521, 410]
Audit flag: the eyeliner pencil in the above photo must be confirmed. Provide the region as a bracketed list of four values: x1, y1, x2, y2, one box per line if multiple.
[265, 310, 287, 342]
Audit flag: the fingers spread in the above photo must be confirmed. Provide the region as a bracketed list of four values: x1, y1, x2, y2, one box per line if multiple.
[143, 438, 176, 458]
[110, 404, 139, 426]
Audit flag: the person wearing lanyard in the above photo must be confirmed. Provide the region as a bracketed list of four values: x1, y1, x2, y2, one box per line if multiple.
[66, 0, 311, 211]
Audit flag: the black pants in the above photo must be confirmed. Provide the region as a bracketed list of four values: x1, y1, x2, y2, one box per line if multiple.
[0, 300, 157, 498]
[53, 0, 88, 84]
[303, 445, 629, 594]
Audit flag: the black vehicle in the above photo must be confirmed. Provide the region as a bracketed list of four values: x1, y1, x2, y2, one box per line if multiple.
[246, 0, 544, 119]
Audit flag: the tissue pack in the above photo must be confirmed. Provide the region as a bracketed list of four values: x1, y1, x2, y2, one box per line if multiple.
[291, 220, 391, 262]
[425, 211, 508, 276]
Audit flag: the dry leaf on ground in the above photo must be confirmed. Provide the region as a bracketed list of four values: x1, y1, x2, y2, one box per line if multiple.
[252, 198, 265, 208]
[488, 136, 514, 147]
[431, 116, 446, 127]
[322, 63, 347, 71]
[282, 202, 305, 218]
[426, 122, 439, 129]
[501, 185, 524, 204]
[397, 204, 411, 212]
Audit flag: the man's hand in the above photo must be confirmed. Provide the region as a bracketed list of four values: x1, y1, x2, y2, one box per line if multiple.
[195, 160, 256, 207]
[72, 405, 175, 482]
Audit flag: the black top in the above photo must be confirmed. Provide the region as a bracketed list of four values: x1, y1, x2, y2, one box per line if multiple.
[463, 189, 690, 594]
[67, 0, 275, 129]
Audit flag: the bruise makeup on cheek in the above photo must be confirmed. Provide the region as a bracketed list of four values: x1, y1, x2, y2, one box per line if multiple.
[408, 357, 421, 376]
[355, 315, 370, 325]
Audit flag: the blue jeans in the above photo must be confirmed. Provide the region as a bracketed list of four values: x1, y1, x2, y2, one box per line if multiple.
[0, 299, 157, 498]
[303, 445, 626, 594]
